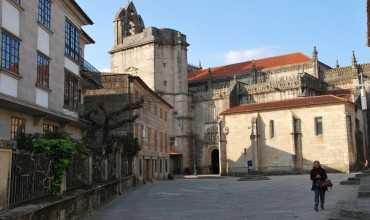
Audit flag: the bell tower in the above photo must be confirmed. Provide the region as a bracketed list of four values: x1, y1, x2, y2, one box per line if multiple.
[110, 2, 193, 171]
[113, 2, 144, 47]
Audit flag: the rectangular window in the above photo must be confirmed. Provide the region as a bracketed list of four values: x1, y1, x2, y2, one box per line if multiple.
[170, 137, 175, 148]
[64, 70, 80, 112]
[147, 127, 152, 146]
[38, 0, 51, 29]
[11, 117, 25, 139]
[43, 123, 58, 134]
[37, 52, 50, 88]
[315, 117, 323, 136]
[154, 104, 158, 115]
[160, 132, 164, 152]
[164, 111, 168, 121]
[1, 31, 20, 74]
[65, 19, 80, 62]
[269, 120, 275, 138]
[164, 133, 168, 152]
[154, 130, 158, 151]
[140, 125, 144, 145]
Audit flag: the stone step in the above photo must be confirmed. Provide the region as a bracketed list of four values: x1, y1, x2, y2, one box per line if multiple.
[358, 189, 370, 198]
[358, 176, 370, 198]
[340, 180, 360, 185]
[330, 199, 370, 220]
[355, 173, 370, 178]
[328, 202, 357, 220]
[340, 175, 360, 185]
[339, 208, 370, 219]
[237, 176, 271, 181]
[183, 175, 225, 179]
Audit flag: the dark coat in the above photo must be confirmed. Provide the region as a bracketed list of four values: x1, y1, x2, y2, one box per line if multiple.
[310, 167, 328, 191]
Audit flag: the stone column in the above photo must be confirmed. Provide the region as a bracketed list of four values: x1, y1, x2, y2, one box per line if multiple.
[0, 149, 12, 210]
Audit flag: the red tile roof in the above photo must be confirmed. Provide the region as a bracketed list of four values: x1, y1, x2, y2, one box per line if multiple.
[221, 95, 352, 115]
[188, 52, 311, 81]
[320, 89, 353, 100]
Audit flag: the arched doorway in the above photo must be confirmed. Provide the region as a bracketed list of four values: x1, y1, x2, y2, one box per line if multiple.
[211, 149, 220, 174]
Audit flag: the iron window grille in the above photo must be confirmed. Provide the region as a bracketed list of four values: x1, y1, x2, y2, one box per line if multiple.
[42, 123, 58, 134]
[1, 31, 20, 74]
[36, 52, 50, 89]
[65, 19, 80, 62]
[11, 117, 25, 139]
[64, 70, 80, 112]
[38, 0, 51, 29]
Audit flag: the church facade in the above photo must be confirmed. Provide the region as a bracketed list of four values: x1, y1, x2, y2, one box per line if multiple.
[109, 2, 369, 175]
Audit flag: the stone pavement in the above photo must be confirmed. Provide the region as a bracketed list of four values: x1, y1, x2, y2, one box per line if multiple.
[83, 174, 356, 220]
[329, 171, 370, 219]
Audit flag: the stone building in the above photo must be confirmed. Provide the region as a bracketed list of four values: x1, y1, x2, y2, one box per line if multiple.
[85, 73, 172, 183]
[0, 0, 100, 141]
[109, 2, 368, 175]
[221, 95, 357, 174]
[322, 52, 370, 165]
[188, 51, 331, 173]
[110, 2, 193, 172]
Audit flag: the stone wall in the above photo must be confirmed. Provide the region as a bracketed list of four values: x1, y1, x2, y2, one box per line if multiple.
[223, 103, 357, 174]
[110, 25, 193, 171]
[0, 177, 133, 220]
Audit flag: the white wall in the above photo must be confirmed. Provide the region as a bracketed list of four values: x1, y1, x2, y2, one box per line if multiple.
[2, 0, 20, 36]
[35, 88, 49, 108]
[37, 27, 50, 56]
[64, 57, 80, 76]
[0, 73, 17, 97]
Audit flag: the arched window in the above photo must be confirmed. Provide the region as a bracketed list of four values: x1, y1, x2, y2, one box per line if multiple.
[207, 103, 217, 123]
[204, 126, 219, 145]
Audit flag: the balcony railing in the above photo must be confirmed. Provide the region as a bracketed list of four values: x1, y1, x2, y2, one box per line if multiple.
[79, 58, 102, 87]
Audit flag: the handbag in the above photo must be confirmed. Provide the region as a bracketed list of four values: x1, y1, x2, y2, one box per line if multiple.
[320, 179, 333, 188]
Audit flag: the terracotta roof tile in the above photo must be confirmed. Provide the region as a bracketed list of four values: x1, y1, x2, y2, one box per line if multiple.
[320, 89, 353, 100]
[221, 95, 352, 115]
[188, 52, 311, 81]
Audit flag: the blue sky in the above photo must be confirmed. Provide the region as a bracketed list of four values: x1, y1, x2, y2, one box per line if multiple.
[77, 0, 369, 71]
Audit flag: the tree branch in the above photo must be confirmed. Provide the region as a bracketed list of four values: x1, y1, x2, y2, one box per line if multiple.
[108, 114, 139, 130]
[107, 98, 144, 120]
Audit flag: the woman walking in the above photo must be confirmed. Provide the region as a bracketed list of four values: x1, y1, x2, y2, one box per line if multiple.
[310, 161, 328, 212]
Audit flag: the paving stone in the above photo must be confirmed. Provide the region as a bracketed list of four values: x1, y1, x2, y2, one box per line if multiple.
[83, 174, 356, 220]
[237, 176, 271, 181]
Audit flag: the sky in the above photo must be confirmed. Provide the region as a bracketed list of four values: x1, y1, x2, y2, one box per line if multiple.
[77, 0, 369, 71]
